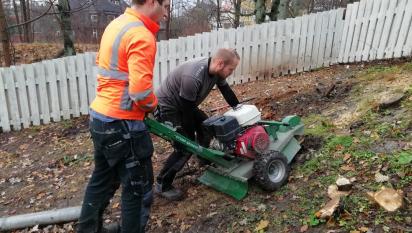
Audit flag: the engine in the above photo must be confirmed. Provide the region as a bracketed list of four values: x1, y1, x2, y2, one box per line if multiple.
[202, 105, 270, 159]
[202, 115, 240, 151]
[234, 125, 270, 159]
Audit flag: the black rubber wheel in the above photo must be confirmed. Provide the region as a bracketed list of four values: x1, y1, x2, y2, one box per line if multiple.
[253, 151, 290, 191]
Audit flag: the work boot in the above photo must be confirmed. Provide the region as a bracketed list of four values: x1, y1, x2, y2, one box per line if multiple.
[102, 222, 120, 233]
[154, 182, 184, 201]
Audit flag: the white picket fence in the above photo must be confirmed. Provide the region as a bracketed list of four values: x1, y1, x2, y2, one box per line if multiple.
[0, 54, 97, 131]
[1, 0, 411, 132]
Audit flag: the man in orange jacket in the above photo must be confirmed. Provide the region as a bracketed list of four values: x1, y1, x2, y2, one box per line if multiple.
[76, 0, 169, 232]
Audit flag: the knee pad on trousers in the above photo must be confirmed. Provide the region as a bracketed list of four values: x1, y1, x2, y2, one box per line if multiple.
[126, 157, 153, 197]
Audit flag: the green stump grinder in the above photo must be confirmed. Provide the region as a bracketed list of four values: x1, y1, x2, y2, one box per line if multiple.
[145, 105, 304, 200]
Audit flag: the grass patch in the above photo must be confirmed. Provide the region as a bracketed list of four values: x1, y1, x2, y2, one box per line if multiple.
[387, 150, 412, 188]
[303, 114, 334, 137]
[61, 153, 93, 166]
[363, 181, 385, 192]
[329, 157, 345, 169]
[354, 135, 375, 148]
[366, 66, 398, 74]
[401, 61, 412, 71]
[274, 185, 290, 196]
[294, 196, 328, 229]
[316, 174, 337, 185]
[28, 125, 42, 133]
[376, 122, 391, 136]
[401, 85, 412, 109]
[356, 97, 379, 114]
[351, 150, 376, 160]
[360, 65, 402, 82]
[360, 110, 380, 128]
[394, 151, 412, 164]
[296, 155, 324, 175]
[333, 195, 371, 231]
[60, 119, 76, 129]
[356, 107, 409, 139]
[297, 136, 353, 176]
[343, 194, 370, 216]
[304, 212, 325, 227]
[325, 136, 353, 152]
[388, 150, 412, 170]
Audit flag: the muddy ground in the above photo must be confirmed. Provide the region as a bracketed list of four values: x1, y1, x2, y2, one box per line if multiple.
[1, 57, 411, 233]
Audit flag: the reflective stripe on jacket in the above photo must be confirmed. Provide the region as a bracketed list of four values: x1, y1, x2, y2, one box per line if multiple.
[90, 8, 159, 120]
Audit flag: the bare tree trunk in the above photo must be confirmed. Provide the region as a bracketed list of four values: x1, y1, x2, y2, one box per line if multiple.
[306, 0, 315, 13]
[233, 0, 241, 28]
[27, 0, 34, 42]
[0, 0, 12, 66]
[166, 3, 170, 39]
[12, 0, 23, 42]
[281, 0, 307, 18]
[20, 0, 30, 42]
[277, 0, 291, 20]
[293, 0, 308, 16]
[269, 0, 281, 21]
[58, 0, 75, 56]
[255, 0, 265, 24]
[216, 0, 221, 28]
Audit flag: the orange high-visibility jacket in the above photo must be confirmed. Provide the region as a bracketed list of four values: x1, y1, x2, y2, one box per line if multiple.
[90, 8, 159, 120]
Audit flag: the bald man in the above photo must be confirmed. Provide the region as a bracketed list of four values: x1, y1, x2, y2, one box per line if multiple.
[154, 48, 240, 201]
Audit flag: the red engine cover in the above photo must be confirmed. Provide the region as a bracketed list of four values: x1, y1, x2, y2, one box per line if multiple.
[235, 125, 270, 159]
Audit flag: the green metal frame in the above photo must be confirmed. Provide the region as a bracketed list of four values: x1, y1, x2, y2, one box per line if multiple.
[145, 117, 232, 167]
[144, 117, 250, 199]
[258, 116, 304, 163]
[144, 115, 304, 200]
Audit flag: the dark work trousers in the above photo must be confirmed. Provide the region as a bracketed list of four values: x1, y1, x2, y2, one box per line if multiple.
[77, 117, 154, 233]
[155, 106, 211, 191]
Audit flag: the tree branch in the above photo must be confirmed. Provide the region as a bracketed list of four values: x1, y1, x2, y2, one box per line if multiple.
[221, 10, 256, 16]
[7, 0, 55, 29]
[48, 0, 95, 15]
[287, 6, 295, 17]
[6, 0, 96, 30]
